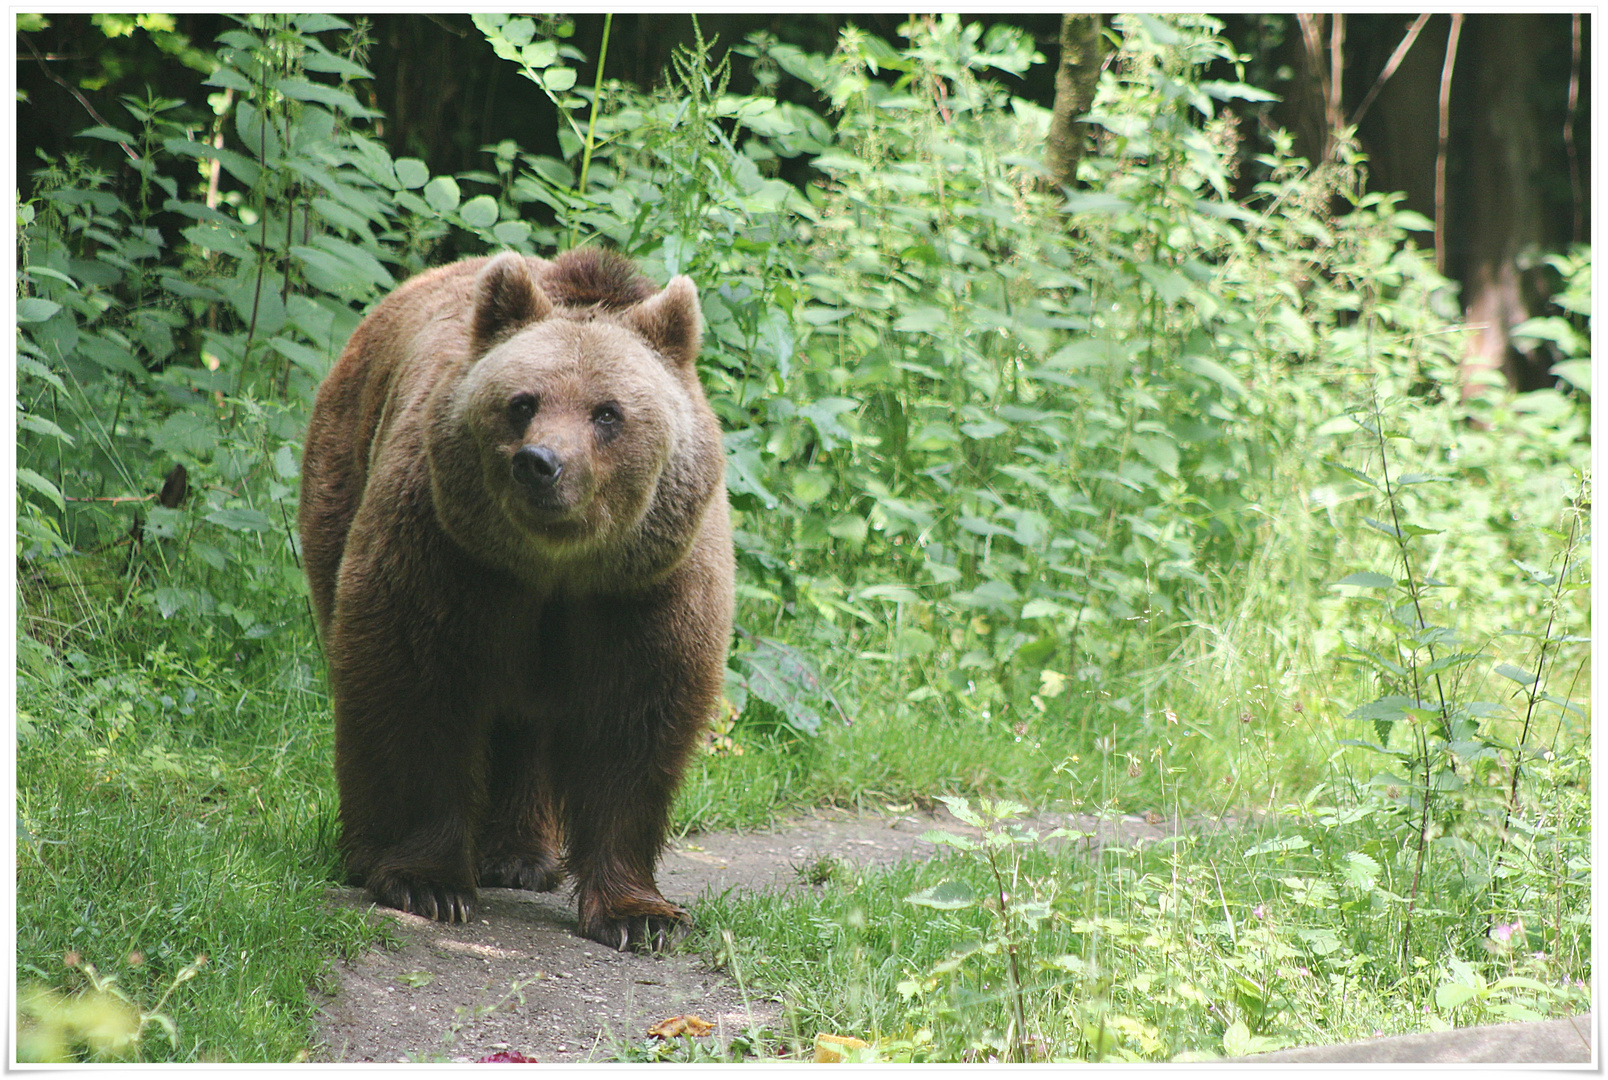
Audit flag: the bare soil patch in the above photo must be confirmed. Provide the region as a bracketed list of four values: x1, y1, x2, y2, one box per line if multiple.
[313, 805, 1186, 1062]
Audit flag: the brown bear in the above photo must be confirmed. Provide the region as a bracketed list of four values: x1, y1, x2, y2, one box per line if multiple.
[298, 248, 733, 950]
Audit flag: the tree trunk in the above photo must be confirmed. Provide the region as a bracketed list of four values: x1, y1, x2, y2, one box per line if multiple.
[1457, 15, 1554, 394]
[1043, 14, 1104, 188]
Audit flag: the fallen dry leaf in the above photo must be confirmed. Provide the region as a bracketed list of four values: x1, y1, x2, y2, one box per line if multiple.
[813, 1033, 872, 1062]
[648, 1014, 714, 1039]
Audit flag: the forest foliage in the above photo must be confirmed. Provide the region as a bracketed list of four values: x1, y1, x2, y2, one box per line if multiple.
[18, 12, 1587, 738]
[15, 12, 1590, 1063]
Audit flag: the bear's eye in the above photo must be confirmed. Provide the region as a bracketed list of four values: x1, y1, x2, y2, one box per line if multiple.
[507, 393, 538, 425]
[592, 403, 622, 427]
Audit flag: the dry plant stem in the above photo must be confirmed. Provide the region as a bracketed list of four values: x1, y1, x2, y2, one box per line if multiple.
[1434, 14, 1463, 275]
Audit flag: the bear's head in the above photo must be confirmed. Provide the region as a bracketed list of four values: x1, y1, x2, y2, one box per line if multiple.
[427, 251, 722, 588]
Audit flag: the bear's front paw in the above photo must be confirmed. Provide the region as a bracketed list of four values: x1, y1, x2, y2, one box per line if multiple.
[369, 873, 477, 924]
[579, 904, 690, 953]
[479, 853, 565, 893]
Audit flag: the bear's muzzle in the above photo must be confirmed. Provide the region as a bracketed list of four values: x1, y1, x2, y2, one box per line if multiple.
[511, 444, 565, 492]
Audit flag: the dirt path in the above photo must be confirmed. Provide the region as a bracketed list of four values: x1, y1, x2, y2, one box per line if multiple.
[313, 805, 1183, 1062]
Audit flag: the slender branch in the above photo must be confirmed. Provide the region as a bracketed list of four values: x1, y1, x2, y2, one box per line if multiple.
[1434, 14, 1464, 276]
[1327, 14, 1346, 141]
[20, 31, 140, 162]
[1350, 14, 1430, 128]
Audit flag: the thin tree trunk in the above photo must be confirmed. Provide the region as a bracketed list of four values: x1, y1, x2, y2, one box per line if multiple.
[1043, 14, 1104, 189]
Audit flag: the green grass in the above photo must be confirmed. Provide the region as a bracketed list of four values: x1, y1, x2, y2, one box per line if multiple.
[18, 485, 1589, 1064]
[678, 775, 1591, 1063]
[16, 614, 383, 1063]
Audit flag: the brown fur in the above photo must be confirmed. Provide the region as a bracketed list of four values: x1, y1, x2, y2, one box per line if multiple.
[298, 249, 734, 949]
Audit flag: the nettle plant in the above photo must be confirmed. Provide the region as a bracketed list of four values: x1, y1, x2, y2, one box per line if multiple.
[450, 13, 1542, 758]
[18, 14, 583, 669]
[1327, 384, 1589, 969]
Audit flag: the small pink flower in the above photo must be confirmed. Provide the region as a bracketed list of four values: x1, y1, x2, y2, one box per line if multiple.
[1251, 904, 1266, 920]
[1491, 921, 1520, 943]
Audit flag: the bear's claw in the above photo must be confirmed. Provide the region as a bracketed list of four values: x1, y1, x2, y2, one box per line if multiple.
[370, 875, 477, 924]
[579, 907, 690, 953]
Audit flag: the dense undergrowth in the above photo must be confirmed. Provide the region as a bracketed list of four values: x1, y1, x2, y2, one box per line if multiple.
[16, 13, 1589, 1062]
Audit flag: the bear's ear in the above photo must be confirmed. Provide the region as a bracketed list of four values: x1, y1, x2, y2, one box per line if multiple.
[472, 252, 553, 350]
[621, 275, 702, 370]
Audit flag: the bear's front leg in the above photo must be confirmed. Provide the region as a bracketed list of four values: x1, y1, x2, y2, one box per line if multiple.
[561, 761, 692, 952]
[330, 649, 487, 924]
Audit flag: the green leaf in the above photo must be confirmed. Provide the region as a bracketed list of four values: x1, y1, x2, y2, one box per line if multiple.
[1132, 434, 1179, 477]
[542, 66, 578, 92]
[1494, 663, 1537, 687]
[504, 19, 539, 49]
[918, 830, 978, 852]
[1346, 696, 1419, 724]
[1020, 598, 1066, 619]
[17, 468, 65, 512]
[790, 470, 832, 507]
[1243, 835, 1310, 858]
[1551, 360, 1590, 392]
[18, 355, 66, 392]
[1324, 460, 1381, 490]
[892, 306, 947, 334]
[423, 175, 461, 214]
[206, 507, 274, 533]
[1335, 571, 1395, 589]
[17, 413, 75, 445]
[182, 223, 255, 261]
[1198, 79, 1279, 103]
[1339, 851, 1381, 890]
[1179, 353, 1245, 396]
[855, 584, 921, 604]
[493, 220, 532, 246]
[17, 298, 61, 323]
[274, 76, 379, 117]
[936, 795, 982, 827]
[394, 158, 429, 190]
[960, 418, 1008, 440]
[270, 337, 332, 378]
[1435, 982, 1478, 1010]
[731, 636, 835, 736]
[906, 880, 976, 911]
[77, 124, 137, 144]
[950, 579, 1019, 613]
[459, 195, 500, 229]
[1061, 192, 1130, 215]
[799, 397, 858, 452]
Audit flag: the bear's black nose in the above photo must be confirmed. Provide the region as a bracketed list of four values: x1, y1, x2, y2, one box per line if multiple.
[511, 444, 564, 489]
